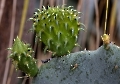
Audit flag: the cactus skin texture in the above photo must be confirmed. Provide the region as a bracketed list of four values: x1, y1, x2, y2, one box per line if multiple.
[9, 37, 38, 77]
[30, 6, 83, 56]
[33, 43, 120, 84]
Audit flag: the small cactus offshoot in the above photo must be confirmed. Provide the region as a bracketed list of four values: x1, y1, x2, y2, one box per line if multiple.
[8, 37, 38, 77]
[101, 34, 110, 45]
[30, 6, 84, 56]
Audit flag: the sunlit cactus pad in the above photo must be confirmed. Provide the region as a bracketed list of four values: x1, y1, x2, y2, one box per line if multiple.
[33, 43, 120, 84]
[30, 6, 83, 56]
[9, 37, 38, 77]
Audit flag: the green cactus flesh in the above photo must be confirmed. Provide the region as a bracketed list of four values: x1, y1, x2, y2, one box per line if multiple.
[31, 6, 83, 56]
[33, 43, 120, 84]
[9, 37, 38, 77]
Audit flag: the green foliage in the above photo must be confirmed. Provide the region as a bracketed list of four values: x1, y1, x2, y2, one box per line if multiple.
[32, 43, 120, 84]
[9, 37, 38, 77]
[30, 6, 83, 56]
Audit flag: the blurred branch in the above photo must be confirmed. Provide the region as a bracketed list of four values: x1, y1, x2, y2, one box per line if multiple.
[6, 0, 29, 84]
[63, 0, 65, 5]
[77, 0, 83, 11]
[94, 0, 100, 48]
[56, 0, 67, 5]
[2, 0, 17, 84]
[109, 0, 117, 41]
[48, 0, 55, 6]
[18, 0, 29, 39]
[104, 0, 109, 34]
[99, 0, 106, 30]
[40, 0, 43, 9]
[0, 0, 6, 24]
[81, 0, 89, 49]
[7, 65, 14, 84]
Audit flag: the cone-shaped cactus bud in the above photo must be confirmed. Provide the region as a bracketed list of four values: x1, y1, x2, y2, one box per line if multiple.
[31, 6, 84, 56]
[101, 34, 110, 45]
[9, 37, 38, 77]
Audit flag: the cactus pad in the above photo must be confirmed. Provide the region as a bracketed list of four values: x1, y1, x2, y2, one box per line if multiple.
[33, 43, 120, 84]
[9, 37, 38, 77]
[30, 6, 83, 56]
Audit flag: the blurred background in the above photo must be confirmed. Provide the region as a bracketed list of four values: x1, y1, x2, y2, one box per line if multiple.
[0, 0, 120, 84]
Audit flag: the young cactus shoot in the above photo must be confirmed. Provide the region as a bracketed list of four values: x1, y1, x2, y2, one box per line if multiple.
[8, 37, 38, 77]
[30, 6, 84, 56]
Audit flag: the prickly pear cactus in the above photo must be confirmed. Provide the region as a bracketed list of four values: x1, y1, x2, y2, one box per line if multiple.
[30, 6, 83, 56]
[33, 43, 120, 84]
[8, 37, 38, 77]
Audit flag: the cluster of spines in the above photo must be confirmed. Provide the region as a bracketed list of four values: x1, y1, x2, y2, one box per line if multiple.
[8, 37, 38, 77]
[30, 6, 84, 56]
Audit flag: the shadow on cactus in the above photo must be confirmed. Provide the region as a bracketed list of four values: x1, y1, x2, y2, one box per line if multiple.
[30, 6, 84, 56]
